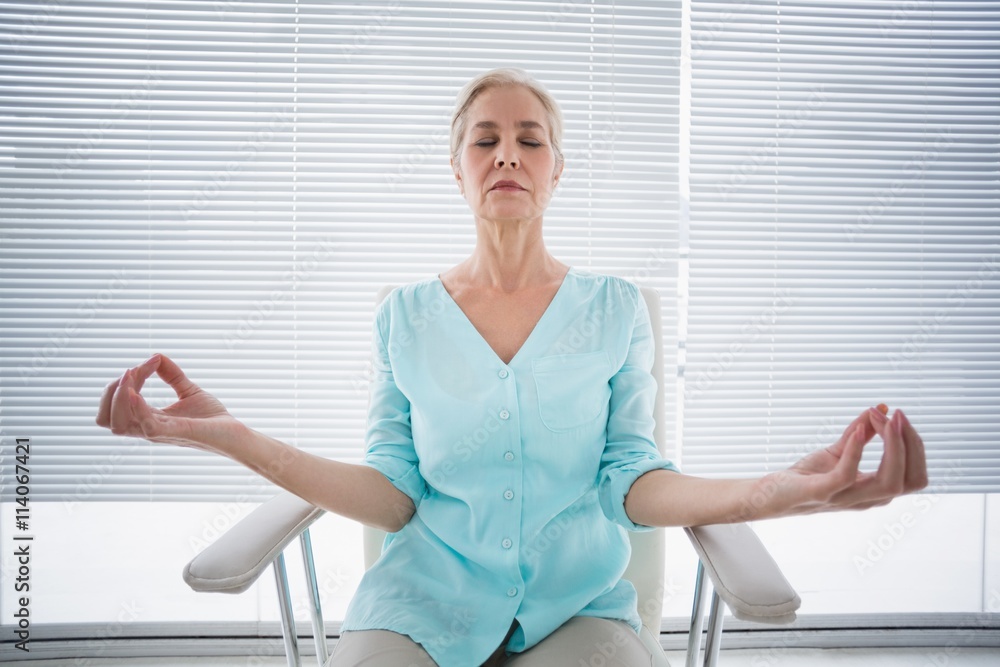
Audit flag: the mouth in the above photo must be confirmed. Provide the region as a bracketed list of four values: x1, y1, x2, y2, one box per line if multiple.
[491, 180, 525, 192]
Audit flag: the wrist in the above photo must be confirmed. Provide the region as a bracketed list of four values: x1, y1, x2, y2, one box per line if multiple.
[230, 425, 307, 482]
[199, 418, 256, 461]
[738, 473, 788, 522]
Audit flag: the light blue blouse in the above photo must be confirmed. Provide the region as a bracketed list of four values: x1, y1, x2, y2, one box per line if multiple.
[340, 267, 679, 666]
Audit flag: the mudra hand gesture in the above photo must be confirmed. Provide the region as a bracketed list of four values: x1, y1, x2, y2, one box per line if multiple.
[96, 352, 418, 533]
[624, 404, 928, 527]
[95, 353, 240, 455]
[747, 405, 929, 520]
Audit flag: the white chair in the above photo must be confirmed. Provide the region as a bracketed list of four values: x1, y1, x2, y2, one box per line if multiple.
[183, 285, 800, 667]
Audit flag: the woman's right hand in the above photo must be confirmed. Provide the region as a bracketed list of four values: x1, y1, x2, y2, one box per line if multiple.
[96, 353, 244, 454]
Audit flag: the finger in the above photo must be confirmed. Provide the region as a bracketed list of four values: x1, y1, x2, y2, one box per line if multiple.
[830, 406, 889, 463]
[828, 411, 876, 457]
[96, 376, 121, 428]
[898, 409, 929, 491]
[154, 353, 200, 399]
[828, 453, 895, 508]
[855, 409, 882, 447]
[101, 356, 160, 431]
[866, 404, 891, 440]
[128, 353, 162, 395]
[860, 403, 894, 442]
[128, 386, 162, 439]
[874, 410, 906, 497]
[829, 423, 866, 493]
[109, 368, 137, 435]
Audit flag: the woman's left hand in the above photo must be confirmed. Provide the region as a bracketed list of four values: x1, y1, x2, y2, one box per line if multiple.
[757, 406, 929, 518]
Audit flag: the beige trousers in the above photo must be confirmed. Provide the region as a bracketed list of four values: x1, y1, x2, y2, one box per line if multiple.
[328, 616, 656, 667]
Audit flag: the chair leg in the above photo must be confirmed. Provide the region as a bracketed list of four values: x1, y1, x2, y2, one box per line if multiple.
[702, 590, 725, 667]
[274, 552, 302, 667]
[685, 561, 708, 667]
[300, 529, 330, 666]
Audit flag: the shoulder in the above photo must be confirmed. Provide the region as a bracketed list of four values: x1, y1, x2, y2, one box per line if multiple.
[376, 275, 437, 306]
[566, 267, 644, 310]
[569, 266, 638, 289]
[373, 275, 442, 328]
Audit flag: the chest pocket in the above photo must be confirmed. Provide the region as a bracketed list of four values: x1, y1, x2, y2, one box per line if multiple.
[532, 350, 612, 432]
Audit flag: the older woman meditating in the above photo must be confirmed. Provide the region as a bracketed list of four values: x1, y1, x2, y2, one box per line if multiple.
[96, 68, 927, 667]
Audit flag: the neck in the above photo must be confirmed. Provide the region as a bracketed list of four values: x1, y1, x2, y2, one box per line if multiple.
[458, 219, 567, 292]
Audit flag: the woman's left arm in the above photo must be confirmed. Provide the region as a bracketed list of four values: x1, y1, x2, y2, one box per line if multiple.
[624, 405, 928, 528]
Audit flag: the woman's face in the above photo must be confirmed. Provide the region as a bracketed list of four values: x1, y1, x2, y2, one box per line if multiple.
[452, 85, 562, 226]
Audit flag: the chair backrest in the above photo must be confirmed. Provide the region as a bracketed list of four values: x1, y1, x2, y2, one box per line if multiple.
[363, 283, 667, 633]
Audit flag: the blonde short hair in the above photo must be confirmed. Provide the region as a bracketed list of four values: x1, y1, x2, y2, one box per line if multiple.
[450, 67, 564, 169]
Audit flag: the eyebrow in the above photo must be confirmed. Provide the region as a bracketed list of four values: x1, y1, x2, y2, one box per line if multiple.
[472, 120, 545, 132]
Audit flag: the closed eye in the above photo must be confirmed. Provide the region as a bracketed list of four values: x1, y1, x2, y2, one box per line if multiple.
[473, 139, 543, 147]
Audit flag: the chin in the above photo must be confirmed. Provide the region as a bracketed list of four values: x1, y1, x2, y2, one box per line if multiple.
[484, 205, 545, 221]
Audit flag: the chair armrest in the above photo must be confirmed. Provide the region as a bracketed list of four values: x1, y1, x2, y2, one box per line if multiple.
[684, 523, 801, 624]
[183, 491, 326, 594]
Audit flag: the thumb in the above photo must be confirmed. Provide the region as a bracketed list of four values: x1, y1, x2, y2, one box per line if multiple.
[130, 387, 164, 439]
[154, 353, 201, 399]
[831, 424, 866, 490]
[130, 389, 202, 447]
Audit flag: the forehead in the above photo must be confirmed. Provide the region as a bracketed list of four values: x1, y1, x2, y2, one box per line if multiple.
[466, 85, 549, 130]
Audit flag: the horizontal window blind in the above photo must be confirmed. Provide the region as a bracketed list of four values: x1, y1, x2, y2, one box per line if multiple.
[0, 1, 680, 501]
[684, 1, 1000, 490]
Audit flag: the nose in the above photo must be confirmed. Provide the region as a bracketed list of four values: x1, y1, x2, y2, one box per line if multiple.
[494, 147, 519, 169]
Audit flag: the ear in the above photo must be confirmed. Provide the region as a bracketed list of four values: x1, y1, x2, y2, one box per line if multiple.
[451, 157, 463, 193]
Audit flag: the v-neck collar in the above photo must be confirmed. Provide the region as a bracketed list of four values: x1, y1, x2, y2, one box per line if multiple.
[435, 266, 575, 367]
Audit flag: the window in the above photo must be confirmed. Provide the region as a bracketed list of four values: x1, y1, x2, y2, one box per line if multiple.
[1, 0, 996, 639]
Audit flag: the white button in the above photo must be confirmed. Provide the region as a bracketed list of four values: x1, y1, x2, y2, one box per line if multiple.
[499, 409, 510, 420]
[503, 489, 514, 500]
[501, 538, 512, 549]
[504, 451, 514, 461]
[507, 587, 518, 597]
[498, 369, 509, 379]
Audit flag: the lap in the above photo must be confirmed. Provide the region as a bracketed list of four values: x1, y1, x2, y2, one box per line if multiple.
[328, 617, 654, 667]
[504, 616, 654, 667]
[328, 622, 512, 667]
[327, 628, 436, 667]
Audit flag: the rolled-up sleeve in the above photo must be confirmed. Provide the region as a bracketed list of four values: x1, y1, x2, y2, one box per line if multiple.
[362, 297, 427, 509]
[598, 285, 680, 532]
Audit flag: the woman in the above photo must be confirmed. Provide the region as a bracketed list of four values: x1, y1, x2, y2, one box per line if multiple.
[96, 68, 928, 667]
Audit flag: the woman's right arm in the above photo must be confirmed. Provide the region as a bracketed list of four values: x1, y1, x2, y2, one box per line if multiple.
[95, 353, 415, 533]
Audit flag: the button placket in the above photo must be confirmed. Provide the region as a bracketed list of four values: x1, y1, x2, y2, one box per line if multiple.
[496, 366, 520, 574]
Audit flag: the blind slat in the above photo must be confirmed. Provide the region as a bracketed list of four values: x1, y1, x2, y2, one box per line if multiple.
[0, 0, 681, 501]
[684, 0, 1000, 490]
